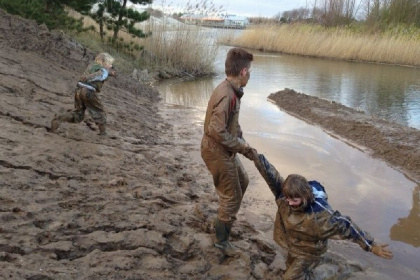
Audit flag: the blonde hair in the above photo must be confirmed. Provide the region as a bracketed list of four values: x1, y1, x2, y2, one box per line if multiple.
[95, 53, 115, 67]
[283, 174, 314, 207]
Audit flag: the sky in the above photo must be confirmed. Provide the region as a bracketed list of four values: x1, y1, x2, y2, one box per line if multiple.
[149, 0, 311, 18]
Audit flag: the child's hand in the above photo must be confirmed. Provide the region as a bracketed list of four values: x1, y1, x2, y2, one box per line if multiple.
[243, 147, 258, 161]
[371, 243, 393, 259]
[109, 66, 117, 77]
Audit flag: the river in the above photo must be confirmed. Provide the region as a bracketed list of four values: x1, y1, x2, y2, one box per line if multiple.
[156, 45, 420, 279]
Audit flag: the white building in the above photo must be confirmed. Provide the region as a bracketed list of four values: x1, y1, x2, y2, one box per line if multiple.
[180, 14, 249, 29]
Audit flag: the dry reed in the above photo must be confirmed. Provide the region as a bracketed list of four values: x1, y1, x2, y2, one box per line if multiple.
[67, 9, 218, 77]
[141, 19, 218, 76]
[221, 24, 420, 67]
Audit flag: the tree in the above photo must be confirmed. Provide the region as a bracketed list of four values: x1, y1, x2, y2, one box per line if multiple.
[90, 0, 152, 41]
[0, 0, 96, 30]
[45, 0, 95, 14]
[363, 0, 420, 28]
[91, 2, 107, 39]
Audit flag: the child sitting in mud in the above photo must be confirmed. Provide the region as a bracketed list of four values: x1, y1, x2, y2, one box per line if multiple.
[249, 150, 393, 280]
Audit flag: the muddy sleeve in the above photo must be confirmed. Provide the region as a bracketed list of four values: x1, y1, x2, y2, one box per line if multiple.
[80, 68, 109, 83]
[319, 210, 374, 251]
[253, 154, 284, 198]
[237, 123, 244, 140]
[207, 95, 248, 153]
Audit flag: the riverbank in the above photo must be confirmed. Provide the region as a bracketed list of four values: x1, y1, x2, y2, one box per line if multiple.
[268, 88, 420, 184]
[219, 23, 420, 67]
[0, 10, 418, 280]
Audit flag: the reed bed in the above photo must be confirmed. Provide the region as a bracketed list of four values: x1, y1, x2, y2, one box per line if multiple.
[141, 20, 218, 77]
[67, 9, 217, 77]
[221, 24, 420, 67]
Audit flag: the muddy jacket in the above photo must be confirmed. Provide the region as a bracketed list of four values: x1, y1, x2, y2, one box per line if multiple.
[78, 62, 109, 92]
[254, 154, 375, 258]
[201, 79, 248, 156]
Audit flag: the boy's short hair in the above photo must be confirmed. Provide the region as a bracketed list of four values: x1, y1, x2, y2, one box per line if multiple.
[225, 47, 253, 77]
[283, 174, 314, 207]
[95, 53, 115, 67]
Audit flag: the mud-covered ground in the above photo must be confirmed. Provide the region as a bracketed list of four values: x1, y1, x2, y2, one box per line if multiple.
[1, 9, 418, 280]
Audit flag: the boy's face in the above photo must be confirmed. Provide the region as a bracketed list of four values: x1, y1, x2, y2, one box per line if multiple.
[286, 197, 302, 209]
[239, 65, 251, 87]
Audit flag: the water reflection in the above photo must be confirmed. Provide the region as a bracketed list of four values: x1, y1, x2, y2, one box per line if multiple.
[159, 48, 420, 129]
[250, 52, 420, 129]
[159, 77, 218, 108]
[390, 185, 420, 247]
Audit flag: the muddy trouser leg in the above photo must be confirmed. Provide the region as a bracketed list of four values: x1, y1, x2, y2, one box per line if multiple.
[284, 253, 321, 280]
[51, 88, 85, 132]
[202, 150, 247, 255]
[84, 90, 107, 135]
[203, 153, 246, 223]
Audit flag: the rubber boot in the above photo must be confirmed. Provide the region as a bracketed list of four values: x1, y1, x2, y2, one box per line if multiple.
[213, 218, 239, 257]
[50, 118, 60, 133]
[98, 124, 107, 136]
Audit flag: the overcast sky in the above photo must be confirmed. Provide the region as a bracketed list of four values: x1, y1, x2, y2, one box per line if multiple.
[149, 0, 311, 18]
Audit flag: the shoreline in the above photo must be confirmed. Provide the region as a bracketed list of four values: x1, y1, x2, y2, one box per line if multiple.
[268, 88, 420, 184]
[221, 24, 420, 67]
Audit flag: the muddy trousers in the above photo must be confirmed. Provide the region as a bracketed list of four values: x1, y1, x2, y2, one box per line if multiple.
[283, 253, 321, 280]
[51, 87, 106, 134]
[201, 152, 249, 223]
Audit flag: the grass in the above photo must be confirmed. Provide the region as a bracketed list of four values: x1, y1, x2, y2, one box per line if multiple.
[219, 23, 420, 67]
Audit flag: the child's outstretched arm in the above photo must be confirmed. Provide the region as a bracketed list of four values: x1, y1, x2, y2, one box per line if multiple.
[317, 207, 393, 260]
[253, 153, 284, 198]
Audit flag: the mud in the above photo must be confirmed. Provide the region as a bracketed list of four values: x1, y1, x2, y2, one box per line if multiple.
[0, 9, 417, 280]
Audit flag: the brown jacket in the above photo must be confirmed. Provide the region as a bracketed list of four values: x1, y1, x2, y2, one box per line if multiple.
[201, 79, 248, 156]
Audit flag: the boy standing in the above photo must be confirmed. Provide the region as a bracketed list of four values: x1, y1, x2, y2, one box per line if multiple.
[201, 48, 256, 256]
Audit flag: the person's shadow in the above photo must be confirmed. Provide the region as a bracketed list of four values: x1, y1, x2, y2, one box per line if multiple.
[390, 185, 420, 247]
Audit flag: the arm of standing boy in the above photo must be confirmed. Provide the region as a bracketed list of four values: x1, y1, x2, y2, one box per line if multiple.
[207, 95, 251, 155]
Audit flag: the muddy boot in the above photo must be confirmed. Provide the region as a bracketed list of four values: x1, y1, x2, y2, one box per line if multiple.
[98, 124, 107, 136]
[50, 118, 60, 133]
[214, 218, 239, 257]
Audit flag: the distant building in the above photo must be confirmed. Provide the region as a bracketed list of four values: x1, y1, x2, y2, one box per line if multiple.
[224, 14, 250, 28]
[180, 14, 249, 29]
[180, 14, 205, 25]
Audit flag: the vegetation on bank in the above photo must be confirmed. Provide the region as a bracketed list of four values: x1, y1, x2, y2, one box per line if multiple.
[224, 0, 420, 67]
[219, 23, 420, 67]
[68, 10, 218, 78]
[3, 0, 420, 74]
[0, 0, 218, 79]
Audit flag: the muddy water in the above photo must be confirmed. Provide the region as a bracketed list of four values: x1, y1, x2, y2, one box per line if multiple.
[156, 47, 420, 278]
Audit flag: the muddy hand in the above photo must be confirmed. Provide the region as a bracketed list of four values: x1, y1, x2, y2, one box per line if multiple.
[109, 66, 117, 77]
[371, 243, 393, 259]
[243, 148, 258, 161]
